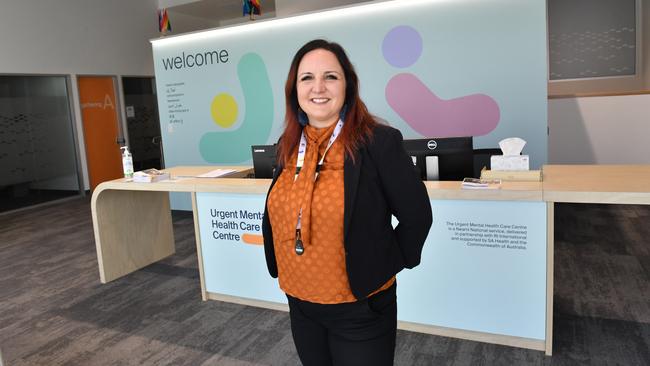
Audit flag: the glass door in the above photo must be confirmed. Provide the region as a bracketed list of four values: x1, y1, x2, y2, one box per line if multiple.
[0, 75, 82, 213]
[122, 77, 163, 171]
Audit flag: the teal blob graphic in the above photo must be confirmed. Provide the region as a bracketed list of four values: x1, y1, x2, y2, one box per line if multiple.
[199, 53, 273, 163]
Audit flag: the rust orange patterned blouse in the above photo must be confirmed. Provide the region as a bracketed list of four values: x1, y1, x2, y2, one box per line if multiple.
[267, 123, 394, 304]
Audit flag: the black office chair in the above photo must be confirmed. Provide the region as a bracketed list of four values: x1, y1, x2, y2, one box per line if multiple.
[472, 148, 501, 178]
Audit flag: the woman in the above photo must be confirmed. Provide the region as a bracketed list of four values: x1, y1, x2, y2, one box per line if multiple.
[262, 39, 432, 366]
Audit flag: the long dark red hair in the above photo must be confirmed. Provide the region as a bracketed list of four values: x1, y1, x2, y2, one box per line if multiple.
[277, 39, 378, 166]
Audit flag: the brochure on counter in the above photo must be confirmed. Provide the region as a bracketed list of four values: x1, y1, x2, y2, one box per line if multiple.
[461, 177, 502, 190]
[132, 169, 171, 183]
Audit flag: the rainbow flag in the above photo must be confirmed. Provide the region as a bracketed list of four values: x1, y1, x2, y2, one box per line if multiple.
[158, 8, 172, 33]
[243, 0, 261, 16]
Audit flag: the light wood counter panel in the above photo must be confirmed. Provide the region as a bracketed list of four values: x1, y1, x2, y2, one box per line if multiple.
[424, 181, 543, 201]
[165, 165, 252, 178]
[194, 179, 544, 198]
[97, 165, 543, 200]
[545, 202, 555, 355]
[91, 166, 251, 283]
[91, 189, 174, 283]
[94, 166, 253, 193]
[542, 165, 650, 204]
[192, 178, 271, 194]
[191, 192, 208, 301]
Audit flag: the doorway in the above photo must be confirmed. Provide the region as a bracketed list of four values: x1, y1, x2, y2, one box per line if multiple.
[122, 77, 163, 171]
[78, 76, 123, 191]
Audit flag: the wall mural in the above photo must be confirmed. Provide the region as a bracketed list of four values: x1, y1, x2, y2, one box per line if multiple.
[383, 26, 500, 137]
[199, 53, 273, 163]
[152, 0, 547, 210]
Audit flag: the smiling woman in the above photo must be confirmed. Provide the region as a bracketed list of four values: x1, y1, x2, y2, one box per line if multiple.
[262, 39, 433, 366]
[296, 49, 347, 129]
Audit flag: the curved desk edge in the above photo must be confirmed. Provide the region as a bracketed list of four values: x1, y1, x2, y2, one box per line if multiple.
[92, 183, 175, 283]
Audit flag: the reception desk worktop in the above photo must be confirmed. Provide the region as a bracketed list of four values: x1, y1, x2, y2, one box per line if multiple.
[90, 165, 650, 356]
[542, 165, 650, 204]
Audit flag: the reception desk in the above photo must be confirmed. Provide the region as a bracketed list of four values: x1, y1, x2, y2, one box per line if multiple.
[91, 165, 650, 355]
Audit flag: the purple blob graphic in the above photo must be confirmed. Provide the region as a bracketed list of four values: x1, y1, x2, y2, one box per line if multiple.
[386, 73, 500, 137]
[382, 26, 423, 68]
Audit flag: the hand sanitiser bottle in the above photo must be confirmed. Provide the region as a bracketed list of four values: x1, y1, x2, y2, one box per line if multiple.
[120, 146, 134, 179]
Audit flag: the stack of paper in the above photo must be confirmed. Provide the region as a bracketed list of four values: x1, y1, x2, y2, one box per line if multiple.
[132, 169, 171, 183]
[461, 177, 501, 190]
[196, 169, 237, 178]
[481, 169, 541, 182]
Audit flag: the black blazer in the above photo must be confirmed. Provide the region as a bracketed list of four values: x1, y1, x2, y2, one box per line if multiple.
[262, 124, 433, 299]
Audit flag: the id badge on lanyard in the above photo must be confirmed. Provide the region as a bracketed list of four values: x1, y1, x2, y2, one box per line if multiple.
[293, 119, 344, 255]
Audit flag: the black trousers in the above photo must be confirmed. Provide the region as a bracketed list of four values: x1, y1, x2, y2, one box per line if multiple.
[286, 283, 397, 366]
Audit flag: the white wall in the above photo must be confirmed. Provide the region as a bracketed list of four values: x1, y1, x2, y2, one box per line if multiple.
[167, 10, 221, 34]
[0, 0, 158, 75]
[219, 11, 277, 27]
[158, 0, 198, 8]
[275, 0, 367, 16]
[0, 0, 160, 190]
[548, 94, 650, 164]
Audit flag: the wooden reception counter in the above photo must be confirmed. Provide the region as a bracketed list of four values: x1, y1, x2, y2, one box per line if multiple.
[90, 166, 255, 284]
[543, 165, 650, 204]
[91, 164, 650, 356]
[91, 166, 544, 283]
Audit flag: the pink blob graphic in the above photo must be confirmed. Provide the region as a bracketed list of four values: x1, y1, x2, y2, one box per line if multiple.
[386, 73, 500, 137]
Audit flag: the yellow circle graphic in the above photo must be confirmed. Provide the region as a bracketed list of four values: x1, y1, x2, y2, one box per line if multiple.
[210, 93, 238, 128]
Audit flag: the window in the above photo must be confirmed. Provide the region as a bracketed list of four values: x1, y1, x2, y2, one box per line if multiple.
[549, 0, 638, 80]
[547, 0, 647, 96]
[0, 75, 82, 212]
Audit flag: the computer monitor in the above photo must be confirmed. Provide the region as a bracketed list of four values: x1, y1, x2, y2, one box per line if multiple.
[402, 137, 474, 181]
[251, 144, 278, 179]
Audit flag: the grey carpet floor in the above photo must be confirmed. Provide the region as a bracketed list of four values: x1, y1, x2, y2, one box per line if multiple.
[0, 198, 648, 365]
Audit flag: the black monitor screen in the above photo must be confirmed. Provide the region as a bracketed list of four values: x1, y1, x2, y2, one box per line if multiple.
[251, 144, 278, 179]
[402, 137, 474, 181]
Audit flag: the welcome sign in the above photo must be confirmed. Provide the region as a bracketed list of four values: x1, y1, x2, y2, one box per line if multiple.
[151, 0, 547, 169]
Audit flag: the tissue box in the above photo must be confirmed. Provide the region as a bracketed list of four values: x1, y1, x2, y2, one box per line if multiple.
[490, 155, 530, 171]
